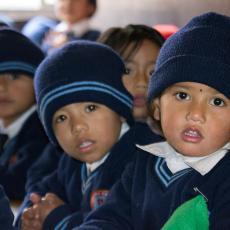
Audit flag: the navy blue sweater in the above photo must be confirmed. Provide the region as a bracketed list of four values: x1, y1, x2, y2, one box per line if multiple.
[0, 111, 48, 200]
[77, 149, 230, 230]
[16, 123, 163, 229]
[25, 143, 62, 192]
[0, 185, 16, 229]
[41, 29, 100, 54]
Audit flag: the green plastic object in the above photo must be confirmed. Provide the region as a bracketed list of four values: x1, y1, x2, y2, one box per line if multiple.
[162, 195, 209, 230]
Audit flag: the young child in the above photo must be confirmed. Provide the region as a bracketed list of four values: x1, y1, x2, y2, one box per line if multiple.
[19, 41, 163, 229]
[22, 24, 165, 199]
[97, 24, 164, 124]
[22, 0, 100, 54]
[76, 12, 230, 229]
[0, 28, 48, 200]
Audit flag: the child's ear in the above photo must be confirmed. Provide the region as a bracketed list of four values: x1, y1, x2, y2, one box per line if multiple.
[152, 98, 161, 121]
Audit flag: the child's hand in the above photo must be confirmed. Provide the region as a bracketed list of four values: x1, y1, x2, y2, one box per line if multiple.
[33, 193, 65, 224]
[30, 192, 42, 204]
[21, 192, 43, 230]
[21, 205, 42, 230]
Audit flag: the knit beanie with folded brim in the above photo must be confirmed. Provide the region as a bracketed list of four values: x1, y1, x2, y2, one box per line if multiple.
[34, 40, 133, 144]
[148, 12, 230, 104]
[0, 28, 44, 77]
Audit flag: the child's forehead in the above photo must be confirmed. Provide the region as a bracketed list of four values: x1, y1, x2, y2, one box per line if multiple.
[0, 72, 32, 79]
[168, 82, 224, 94]
[55, 101, 107, 112]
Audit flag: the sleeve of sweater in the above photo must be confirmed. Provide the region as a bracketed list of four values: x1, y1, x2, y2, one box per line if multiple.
[0, 185, 16, 229]
[26, 143, 62, 192]
[15, 154, 75, 228]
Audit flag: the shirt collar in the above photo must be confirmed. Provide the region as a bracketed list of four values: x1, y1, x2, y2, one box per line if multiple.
[55, 19, 91, 37]
[0, 105, 36, 140]
[86, 122, 130, 175]
[137, 141, 230, 175]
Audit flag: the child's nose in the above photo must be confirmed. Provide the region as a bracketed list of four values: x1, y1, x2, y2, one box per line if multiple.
[72, 119, 88, 135]
[135, 73, 148, 90]
[186, 102, 206, 123]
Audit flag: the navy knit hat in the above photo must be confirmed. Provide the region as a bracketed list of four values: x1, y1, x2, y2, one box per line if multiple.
[148, 12, 230, 104]
[0, 28, 44, 76]
[35, 40, 133, 144]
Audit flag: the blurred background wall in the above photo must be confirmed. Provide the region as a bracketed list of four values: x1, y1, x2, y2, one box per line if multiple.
[0, 0, 230, 30]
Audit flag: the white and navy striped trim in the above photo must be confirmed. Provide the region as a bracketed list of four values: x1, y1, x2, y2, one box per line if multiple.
[39, 81, 133, 122]
[155, 158, 192, 187]
[0, 61, 36, 74]
[54, 215, 72, 230]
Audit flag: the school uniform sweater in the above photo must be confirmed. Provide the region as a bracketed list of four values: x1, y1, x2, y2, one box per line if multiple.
[77, 148, 230, 230]
[25, 143, 62, 192]
[0, 112, 49, 200]
[22, 16, 100, 52]
[0, 185, 16, 230]
[16, 122, 163, 229]
[41, 19, 100, 54]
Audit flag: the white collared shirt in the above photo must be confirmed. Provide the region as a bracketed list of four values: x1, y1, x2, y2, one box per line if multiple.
[54, 19, 91, 37]
[0, 105, 37, 141]
[86, 122, 130, 176]
[137, 141, 230, 175]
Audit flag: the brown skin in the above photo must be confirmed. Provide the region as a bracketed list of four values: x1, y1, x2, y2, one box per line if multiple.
[0, 73, 35, 127]
[122, 39, 160, 121]
[21, 193, 65, 230]
[152, 82, 230, 157]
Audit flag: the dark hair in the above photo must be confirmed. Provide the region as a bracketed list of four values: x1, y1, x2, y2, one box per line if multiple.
[88, 0, 97, 17]
[89, 0, 96, 7]
[97, 24, 165, 61]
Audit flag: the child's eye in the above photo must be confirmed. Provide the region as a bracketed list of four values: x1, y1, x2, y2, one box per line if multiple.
[175, 92, 190, 100]
[55, 114, 67, 123]
[85, 104, 97, 112]
[7, 74, 20, 80]
[210, 97, 225, 107]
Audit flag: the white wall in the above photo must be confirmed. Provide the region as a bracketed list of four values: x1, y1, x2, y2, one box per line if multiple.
[1, 0, 230, 30]
[91, 0, 230, 31]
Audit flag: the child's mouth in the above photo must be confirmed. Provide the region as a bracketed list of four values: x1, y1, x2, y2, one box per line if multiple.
[182, 128, 203, 143]
[133, 95, 146, 107]
[78, 140, 94, 152]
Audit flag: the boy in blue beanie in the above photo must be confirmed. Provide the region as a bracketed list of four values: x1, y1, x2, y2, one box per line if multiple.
[19, 40, 163, 229]
[0, 28, 48, 200]
[76, 12, 230, 229]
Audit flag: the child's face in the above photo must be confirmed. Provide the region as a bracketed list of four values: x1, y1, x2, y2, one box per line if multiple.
[122, 39, 160, 121]
[0, 73, 35, 127]
[152, 82, 230, 157]
[52, 102, 123, 163]
[55, 0, 95, 24]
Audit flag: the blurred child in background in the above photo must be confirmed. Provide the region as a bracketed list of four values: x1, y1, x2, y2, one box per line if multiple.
[22, 0, 100, 54]
[0, 28, 48, 200]
[97, 24, 164, 131]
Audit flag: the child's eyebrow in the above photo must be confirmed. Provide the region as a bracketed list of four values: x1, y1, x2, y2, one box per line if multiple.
[170, 85, 190, 90]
